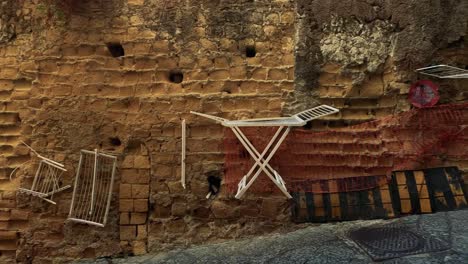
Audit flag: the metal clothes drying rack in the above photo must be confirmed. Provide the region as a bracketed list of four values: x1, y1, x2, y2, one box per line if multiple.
[191, 105, 339, 199]
[416, 65, 468, 79]
[68, 149, 117, 227]
[11, 141, 70, 205]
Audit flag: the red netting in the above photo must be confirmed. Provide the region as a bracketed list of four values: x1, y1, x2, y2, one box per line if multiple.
[224, 102, 468, 194]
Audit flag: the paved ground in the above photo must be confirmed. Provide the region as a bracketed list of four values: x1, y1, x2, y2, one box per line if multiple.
[78, 209, 468, 264]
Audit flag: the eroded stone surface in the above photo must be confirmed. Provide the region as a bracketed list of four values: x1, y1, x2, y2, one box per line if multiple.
[76, 209, 468, 264]
[0, 0, 466, 263]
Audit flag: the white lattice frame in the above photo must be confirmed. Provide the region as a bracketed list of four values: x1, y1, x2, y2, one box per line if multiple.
[68, 149, 117, 227]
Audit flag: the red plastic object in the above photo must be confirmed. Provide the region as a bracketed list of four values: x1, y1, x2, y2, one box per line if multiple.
[409, 80, 440, 108]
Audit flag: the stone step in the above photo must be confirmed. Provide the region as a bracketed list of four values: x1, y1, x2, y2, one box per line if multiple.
[0, 112, 20, 125]
[0, 200, 16, 209]
[0, 168, 14, 179]
[0, 125, 21, 136]
[0, 231, 17, 240]
[0, 240, 17, 251]
[0, 90, 12, 100]
[6, 155, 30, 167]
[0, 221, 8, 230]
[0, 135, 21, 145]
[0, 145, 14, 155]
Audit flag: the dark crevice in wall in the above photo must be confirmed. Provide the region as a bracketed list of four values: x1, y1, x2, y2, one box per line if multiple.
[109, 137, 122, 146]
[106, 43, 125, 57]
[169, 71, 184, 83]
[245, 45, 256, 57]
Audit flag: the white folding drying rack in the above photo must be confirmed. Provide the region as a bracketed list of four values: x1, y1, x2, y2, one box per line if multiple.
[68, 149, 117, 227]
[416, 65, 468, 79]
[11, 141, 70, 205]
[191, 105, 339, 199]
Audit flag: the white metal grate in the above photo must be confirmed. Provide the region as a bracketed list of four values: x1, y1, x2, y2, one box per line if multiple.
[17, 159, 69, 205]
[416, 65, 468, 79]
[294, 105, 340, 123]
[68, 149, 117, 227]
[11, 141, 70, 205]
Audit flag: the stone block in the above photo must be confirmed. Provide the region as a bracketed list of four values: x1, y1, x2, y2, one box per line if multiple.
[0, 240, 17, 250]
[0, 200, 16, 208]
[211, 201, 239, 219]
[282, 54, 294, 66]
[251, 68, 268, 80]
[171, 203, 186, 217]
[165, 219, 185, 233]
[9, 210, 28, 221]
[0, 231, 16, 240]
[267, 69, 288, 80]
[154, 205, 171, 218]
[214, 57, 229, 69]
[120, 226, 136, 240]
[129, 15, 143, 26]
[186, 70, 209, 81]
[134, 199, 148, 212]
[134, 156, 150, 169]
[120, 212, 130, 225]
[167, 181, 184, 193]
[0, 211, 10, 221]
[261, 198, 285, 218]
[157, 57, 177, 69]
[152, 40, 170, 53]
[120, 240, 131, 253]
[136, 225, 147, 240]
[121, 156, 134, 169]
[77, 45, 94, 56]
[209, 70, 230, 80]
[0, 221, 8, 230]
[132, 184, 150, 199]
[192, 206, 210, 219]
[130, 213, 147, 225]
[119, 199, 133, 212]
[132, 240, 147, 255]
[238, 81, 258, 93]
[154, 165, 172, 178]
[281, 11, 295, 24]
[359, 75, 384, 97]
[120, 184, 132, 199]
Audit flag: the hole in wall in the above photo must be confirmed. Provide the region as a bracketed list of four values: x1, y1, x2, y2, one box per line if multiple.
[169, 70, 184, 83]
[106, 42, 125, 57]
[207, 171, 222, 196]
[109, 137, 122, 146]
[245, 45, 256, 58]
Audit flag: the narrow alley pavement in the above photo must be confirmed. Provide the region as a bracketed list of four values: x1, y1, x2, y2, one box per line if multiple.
[77, 209, 468, 264]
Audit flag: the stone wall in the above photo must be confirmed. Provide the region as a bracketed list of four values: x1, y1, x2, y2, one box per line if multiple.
[292, 0, 468, 123]
[0, 0, 466, 263]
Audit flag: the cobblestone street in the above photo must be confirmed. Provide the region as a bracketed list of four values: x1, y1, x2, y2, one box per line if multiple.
[78, 209, 468, 264]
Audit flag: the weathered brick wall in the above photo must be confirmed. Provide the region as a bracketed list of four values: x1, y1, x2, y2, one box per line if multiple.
[0, 0, 466, 263]
[1, 0, 296, 262]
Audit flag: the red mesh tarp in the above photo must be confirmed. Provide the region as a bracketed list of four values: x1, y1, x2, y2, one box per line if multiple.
[224, 103, 468, 194]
